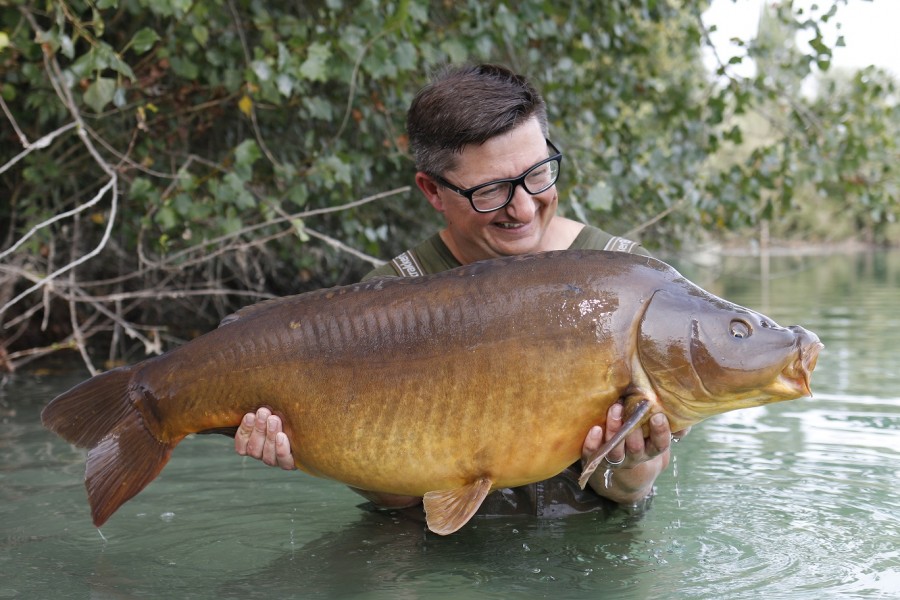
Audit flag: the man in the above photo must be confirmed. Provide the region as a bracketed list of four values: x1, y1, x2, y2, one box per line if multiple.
[235, 64, 685, 515]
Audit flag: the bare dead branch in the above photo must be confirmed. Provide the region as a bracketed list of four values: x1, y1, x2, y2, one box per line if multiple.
[0, 13, 120, 325]
[145, 186, 408, 269]
[0, 175, 118, 319]
[0, 120, 78, 178]
[303, 227, 387, 267]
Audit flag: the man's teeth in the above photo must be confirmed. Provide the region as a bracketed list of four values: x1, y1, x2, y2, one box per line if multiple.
[496, 222, 522, 229]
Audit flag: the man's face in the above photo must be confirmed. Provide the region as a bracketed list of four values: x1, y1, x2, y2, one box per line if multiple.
[420, 118, 560, 264]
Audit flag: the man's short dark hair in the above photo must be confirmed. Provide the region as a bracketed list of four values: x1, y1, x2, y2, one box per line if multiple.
[406, 64, 549, 176]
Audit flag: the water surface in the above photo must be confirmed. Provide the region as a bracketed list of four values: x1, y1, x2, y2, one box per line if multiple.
[2, 249, 898, 599]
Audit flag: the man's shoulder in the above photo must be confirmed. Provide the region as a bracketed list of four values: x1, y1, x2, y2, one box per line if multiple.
[571, 225, 649, 256]
[362, 233, 460, 281]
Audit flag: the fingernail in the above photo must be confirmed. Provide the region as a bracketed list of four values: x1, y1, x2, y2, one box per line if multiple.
[243, 414, 254, 426]
[268, 418, 277, 432]
[651, 413, 666, 427]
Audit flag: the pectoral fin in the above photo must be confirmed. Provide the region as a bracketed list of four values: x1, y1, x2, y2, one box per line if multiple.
[578, 399, 651, 489]
[423, 477, 493, 535]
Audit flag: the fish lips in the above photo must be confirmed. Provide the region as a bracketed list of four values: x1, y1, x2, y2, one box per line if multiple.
[776, 326, 824, 398]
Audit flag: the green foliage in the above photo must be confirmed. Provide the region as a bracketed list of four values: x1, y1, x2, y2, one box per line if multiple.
[1, 0, 898, 365]
[789, 68, 899, 242]
[702, 2, 898, 244]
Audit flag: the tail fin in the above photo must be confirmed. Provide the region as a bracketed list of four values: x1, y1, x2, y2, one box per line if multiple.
[41, 367, 176, 527]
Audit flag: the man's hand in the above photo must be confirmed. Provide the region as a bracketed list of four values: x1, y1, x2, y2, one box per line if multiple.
[234, 408, 420, 508]
[581, 403, 690, 504]
[234, 407, 296, 470]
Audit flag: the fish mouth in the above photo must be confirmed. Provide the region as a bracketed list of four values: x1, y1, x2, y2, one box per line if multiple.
[777, 340, 824, 398]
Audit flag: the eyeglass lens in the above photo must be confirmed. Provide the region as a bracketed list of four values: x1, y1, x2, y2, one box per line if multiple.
[470, 159, 560, 211]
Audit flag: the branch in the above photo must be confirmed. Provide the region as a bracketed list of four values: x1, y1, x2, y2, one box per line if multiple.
[1, 12, 120, 322]
[0, 95, 30, 147]
[0, 139, 105, 261]
[0, 114, 78, 178]
[303, 227, 387, 267]
[146, 186, 409, 268]
[624, 196, 686, 238]
[0, 176, 117, 319]
[226, 0, 280, 168]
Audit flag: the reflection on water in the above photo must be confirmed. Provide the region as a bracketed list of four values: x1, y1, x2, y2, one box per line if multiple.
[2, 250, 898, 599]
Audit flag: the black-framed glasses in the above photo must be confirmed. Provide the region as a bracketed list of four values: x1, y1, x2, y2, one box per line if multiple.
[432, 139, 563, 213]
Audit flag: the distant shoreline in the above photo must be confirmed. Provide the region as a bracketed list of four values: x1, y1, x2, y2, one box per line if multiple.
[687, 238, 892, 258]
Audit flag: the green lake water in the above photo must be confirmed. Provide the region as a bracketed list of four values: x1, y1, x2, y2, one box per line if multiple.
[2, 249, 898, 599]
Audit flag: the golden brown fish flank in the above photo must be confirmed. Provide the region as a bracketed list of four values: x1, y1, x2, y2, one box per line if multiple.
[41, 250, 822, 535]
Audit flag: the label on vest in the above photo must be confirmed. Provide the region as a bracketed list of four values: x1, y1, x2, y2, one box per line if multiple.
[603, 236, 639, 253]
[391, 251, 424, 277]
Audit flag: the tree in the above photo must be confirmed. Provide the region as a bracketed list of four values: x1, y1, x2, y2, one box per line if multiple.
[704, 1, 899, 243]
[0, 0, 895, 372]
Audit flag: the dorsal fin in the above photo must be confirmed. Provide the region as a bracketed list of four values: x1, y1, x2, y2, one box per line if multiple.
[578, 399, 652, 489]
[423, 478, 493, 535]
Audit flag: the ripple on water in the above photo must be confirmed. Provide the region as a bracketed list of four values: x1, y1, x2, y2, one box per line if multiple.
[654, 393, 900, 599]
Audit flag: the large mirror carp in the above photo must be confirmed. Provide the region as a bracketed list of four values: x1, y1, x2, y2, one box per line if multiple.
[42, 250, 822, 535]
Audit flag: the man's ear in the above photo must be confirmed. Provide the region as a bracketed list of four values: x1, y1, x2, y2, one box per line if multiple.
[416, 172, 445, 212]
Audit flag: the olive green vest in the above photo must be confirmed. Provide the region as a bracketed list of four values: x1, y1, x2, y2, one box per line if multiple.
[363, 225, 646, 280]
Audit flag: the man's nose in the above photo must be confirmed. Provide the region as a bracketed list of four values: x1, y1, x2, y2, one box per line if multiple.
[504, 183, 539, 220]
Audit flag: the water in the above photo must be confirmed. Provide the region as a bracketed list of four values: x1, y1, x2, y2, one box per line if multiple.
[2, 250, 898, 599]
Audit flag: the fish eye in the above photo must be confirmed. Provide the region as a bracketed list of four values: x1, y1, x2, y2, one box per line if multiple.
[730, 319, 752, 339]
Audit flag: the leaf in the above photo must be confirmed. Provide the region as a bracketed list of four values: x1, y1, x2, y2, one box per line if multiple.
[440, 39, 468, 64]
[586, 181, 614, 211]
[109, 54, 137, 81]
[238, 95, 253, 117]
[170, 55, 199, 79]
[393, 41, 417, 70]
[93, 41, 136, 80]
[291, 218, 310, 242]
[192, 25, 209, 47]
[70, 48, 104, 79]
[83, 78, 116, 113]
[276, 74, 294, 97]
[113, 87, 127, 107]
[224, 173, 255, 209]
[221, 215, 243, 235]
[1, 82, 16, 101]
[130, 28, 161, 54]
[129, 177, 154, 200]
[155, 204, 178, 230]
[303, 96, 333, 120]
[234, 139, 261, 176]
[299, 42, 331, 81]
[92, 6, 105, 36]
[60, 34, 75, 59]
[320, 155, 352, 187]
[251, 59, 272, 82]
